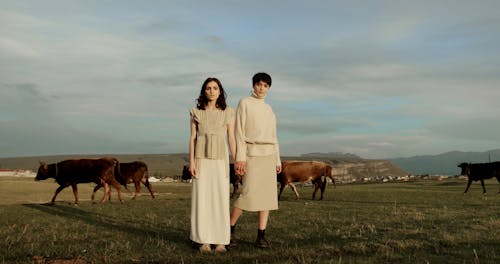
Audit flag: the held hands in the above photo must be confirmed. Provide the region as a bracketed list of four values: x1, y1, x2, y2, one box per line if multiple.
[235, 161, 246, 176]
[189, 163, 198, 178]
[235, 162, 281, 175]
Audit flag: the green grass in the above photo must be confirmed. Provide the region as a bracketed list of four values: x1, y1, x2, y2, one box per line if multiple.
[1, 177, 500, 263]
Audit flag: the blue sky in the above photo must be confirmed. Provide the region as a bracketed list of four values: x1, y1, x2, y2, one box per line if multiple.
[1, 0, 500, 159]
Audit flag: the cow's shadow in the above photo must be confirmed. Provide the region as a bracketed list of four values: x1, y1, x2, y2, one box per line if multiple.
[22, 203, 189, 247]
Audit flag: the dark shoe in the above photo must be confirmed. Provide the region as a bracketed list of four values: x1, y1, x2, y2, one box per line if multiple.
[255, 229, 270, 248]
[229, 225, 237, 247]
[255, 235, 270, 248]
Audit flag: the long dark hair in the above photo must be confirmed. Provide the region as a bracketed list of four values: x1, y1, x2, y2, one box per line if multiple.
[196, 77, 227, 110]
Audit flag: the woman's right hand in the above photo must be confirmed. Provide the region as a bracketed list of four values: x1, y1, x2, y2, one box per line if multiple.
[235, 161, 246, 176]
[189, 163, 198, 178]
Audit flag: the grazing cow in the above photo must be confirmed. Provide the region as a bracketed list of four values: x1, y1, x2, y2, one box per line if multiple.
[277, 161, 335, 200]
[458, 162, 500, 194]
[181, 164, 241, 197]
[92, 161, 154, 200]
[35, 158, 123, 205]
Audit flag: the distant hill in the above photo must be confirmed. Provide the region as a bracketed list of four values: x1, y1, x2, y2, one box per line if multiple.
[389, 149, 500, 175]
[300, 152, 362, 161]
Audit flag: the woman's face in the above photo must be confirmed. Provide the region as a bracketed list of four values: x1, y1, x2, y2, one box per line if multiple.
[205, 81, 221, 102]
[253, 80, 269, 97]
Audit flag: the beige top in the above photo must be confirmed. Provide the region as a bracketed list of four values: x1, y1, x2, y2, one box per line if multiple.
[235, 93, 281, 165]
[190, 107, 234, 160]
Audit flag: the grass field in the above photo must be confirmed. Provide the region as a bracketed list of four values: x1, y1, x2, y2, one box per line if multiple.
[1, 177, 499, 263]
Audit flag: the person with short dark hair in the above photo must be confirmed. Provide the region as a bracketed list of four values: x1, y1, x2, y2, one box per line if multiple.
[230, 72, 281, 248]
[189, 77, 236, 253]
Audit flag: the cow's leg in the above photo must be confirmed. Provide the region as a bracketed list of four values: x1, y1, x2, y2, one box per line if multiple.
[107, 187, 112, 201]
[111, 180, 123, 203]
[91, 184, 103, 202]
[480, 179, 487, 194]
[143, 179, 155, 199]
[278, 183, 286, 200]
[319, 177, 327, 200]
[312, 183, 319, 200]
[330, 176, 336, 188]
[231, 183, 236, 198]
[464, 179, 473, 193]
[132, 181, 140, 200]
[289, 182, 300, 200]
[50, 185, 67, 205]
[99, 180, 110, 203]
[71, 184, 79, 206]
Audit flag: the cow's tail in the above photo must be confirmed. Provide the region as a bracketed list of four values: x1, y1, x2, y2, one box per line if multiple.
[143, 164, 151, 187]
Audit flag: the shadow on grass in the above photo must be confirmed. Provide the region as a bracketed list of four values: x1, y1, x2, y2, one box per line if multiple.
[22, 203, 190, 247]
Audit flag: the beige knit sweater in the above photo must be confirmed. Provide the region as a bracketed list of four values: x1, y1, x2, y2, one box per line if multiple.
[235, 93, 281, 165]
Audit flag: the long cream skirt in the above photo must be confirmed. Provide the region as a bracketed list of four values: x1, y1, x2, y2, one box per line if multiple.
[190, 158, 230, 244]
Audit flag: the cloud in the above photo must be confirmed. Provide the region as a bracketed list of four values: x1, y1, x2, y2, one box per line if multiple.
[1, 1, 500, 158]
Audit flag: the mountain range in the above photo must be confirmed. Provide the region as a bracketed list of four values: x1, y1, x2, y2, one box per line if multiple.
[388, 149, 500, 175]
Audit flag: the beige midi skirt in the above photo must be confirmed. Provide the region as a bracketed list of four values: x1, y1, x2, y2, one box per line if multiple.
[233, 154, 278, 212]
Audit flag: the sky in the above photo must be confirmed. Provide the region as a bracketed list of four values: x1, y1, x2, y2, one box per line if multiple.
[1, 0, 500, 159]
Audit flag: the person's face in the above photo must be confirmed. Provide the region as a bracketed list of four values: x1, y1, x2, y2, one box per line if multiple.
[253, 80, 270, 97]
[205, 81, 221, 102]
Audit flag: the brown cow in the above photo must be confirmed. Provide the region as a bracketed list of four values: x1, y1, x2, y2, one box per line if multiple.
[182, 164, 241, 198]
[92, 161, 154, 200]
[35, 158, 123, 205]
[277, 161, 335, 200]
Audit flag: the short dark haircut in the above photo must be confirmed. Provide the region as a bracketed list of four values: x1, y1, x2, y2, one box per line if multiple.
[252, 72, 272, 87]
[196, 77, 227, 110]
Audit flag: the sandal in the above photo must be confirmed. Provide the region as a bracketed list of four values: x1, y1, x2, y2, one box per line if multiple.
[199, 244, 212, 253]
[214, 244, 227, 253]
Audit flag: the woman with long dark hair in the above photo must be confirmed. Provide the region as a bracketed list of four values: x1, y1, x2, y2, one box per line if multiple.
[188, 77, 236, 253]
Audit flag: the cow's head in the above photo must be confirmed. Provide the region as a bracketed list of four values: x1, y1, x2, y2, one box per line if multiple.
[35, 161, 50, 181]
[457, 162, 471, 176]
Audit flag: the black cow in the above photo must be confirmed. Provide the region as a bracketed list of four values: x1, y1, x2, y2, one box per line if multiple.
[92, 161, 154, 200]
[35, 158, 123, 205]
[181, 165, 192, 182]
[458, 162, 500, 194]
[182, 164, 241, 197]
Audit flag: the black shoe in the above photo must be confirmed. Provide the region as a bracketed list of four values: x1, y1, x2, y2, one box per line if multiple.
[255, 236, 270, 248]
[255, 229, 270, 248]
[229, 225, 237, 247]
